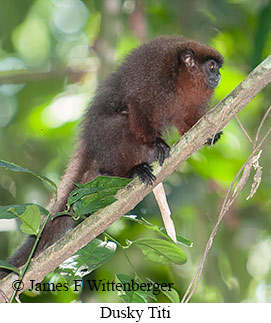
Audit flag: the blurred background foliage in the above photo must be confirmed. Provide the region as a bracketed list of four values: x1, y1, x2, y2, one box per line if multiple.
[0, 0, 271, 303]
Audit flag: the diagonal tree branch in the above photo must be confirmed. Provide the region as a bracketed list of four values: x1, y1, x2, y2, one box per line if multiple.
[0, 55, 270, 302]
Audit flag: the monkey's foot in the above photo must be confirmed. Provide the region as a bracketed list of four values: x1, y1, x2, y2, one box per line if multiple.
[206, 131, 223, 146]
[154, 138, 170, 166]
[132, 163, 156, 185]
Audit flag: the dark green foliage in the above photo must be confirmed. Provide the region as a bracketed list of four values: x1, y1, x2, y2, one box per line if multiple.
[0, 204, 48, 219]
[55, 238, 117, 286]
[0, 260, 20, 275]
[115, 274, 157, 303]
[132, 238, 187, 265]
[68, 176, 131, 216]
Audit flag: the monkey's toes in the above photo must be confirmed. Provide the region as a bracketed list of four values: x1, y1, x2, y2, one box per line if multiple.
[131, 163, 156, 185]
[206, 131, 223, 146]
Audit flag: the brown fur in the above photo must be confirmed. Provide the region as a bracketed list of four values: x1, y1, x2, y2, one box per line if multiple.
[0, 36, 223, 278]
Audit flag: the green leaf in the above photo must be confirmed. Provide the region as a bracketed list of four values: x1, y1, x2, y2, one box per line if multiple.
[73, 194, 117, 216]
[159, 227, 193, 247]
[0, 260, 20, 275]
[0, 203, 48, 219]
[0, 159, 57, 192]
[160, 287, 180, 303]
[76, 176, 131, 190]
[19, 205, 41, 235]
[124, 215, 193, 247]
[67, 187, 103, 206]
[147, 279, 180, 303]
[70, 176, 131, 216]
[55, 238, 117, 285]
[115, 274, 156, 303]
[133, 238, 187, 265]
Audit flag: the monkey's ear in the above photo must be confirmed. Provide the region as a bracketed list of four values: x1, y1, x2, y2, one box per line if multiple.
[179, 49, 195, 67]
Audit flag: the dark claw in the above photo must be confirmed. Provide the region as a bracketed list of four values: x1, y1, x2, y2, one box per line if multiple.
[131, 163, 156, 185]
[206, 131, 223, 146]
[154, 138, 170, 166]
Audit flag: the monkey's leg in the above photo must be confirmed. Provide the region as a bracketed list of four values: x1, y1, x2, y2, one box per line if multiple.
[206, 131, 223, 146]
[131, 163, 156, 185]
[153, 138, 170, 166]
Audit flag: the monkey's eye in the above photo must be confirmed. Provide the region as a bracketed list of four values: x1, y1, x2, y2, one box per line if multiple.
[208, 61, 216, 71]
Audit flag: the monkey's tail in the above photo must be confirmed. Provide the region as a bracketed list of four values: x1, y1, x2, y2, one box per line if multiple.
[0, 148, 98, 279]
[0, 215, 73, 279]
[0, 174, 76, 279]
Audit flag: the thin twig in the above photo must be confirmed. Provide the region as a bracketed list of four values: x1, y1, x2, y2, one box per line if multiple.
[231, 106, 253, 143]
[253, 105, 271, 150]
[181, 106, 271, 303]
[8, 180, 59, 303]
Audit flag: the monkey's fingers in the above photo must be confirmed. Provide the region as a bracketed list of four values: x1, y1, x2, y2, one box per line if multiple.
[154, 138, 170, 166]
[131, 163, 156, 185]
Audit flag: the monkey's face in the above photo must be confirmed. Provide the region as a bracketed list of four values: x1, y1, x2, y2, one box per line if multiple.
[204, 59, 221, 88]
[180, 49, 222, 89]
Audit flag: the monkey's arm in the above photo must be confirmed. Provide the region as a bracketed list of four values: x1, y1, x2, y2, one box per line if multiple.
[127, 103, 171, 164]
[128, 103, 155, 144]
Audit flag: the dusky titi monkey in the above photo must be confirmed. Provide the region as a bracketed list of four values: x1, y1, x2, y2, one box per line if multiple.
[0, 36, 223, 278]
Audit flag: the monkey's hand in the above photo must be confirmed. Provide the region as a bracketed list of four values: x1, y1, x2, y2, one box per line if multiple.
[154, 138, 170, 166]
[131, 163, 156, 185]
[206, 131, 223, 146]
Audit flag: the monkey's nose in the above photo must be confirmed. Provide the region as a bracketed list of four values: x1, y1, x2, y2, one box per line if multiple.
[208, 73, 221, 88]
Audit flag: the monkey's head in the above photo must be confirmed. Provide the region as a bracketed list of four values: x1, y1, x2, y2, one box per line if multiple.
[179, 44, 223, 89]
